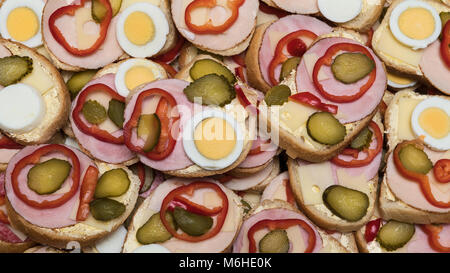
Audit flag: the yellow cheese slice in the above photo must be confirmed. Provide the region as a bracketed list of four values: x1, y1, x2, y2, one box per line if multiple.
[20, 61, 54, 94]
[336, 168, 371, 195]
[203, 191, 236, 232]
[397, 97, 422, 141]
[280, 101, 316, 133]
[376, 28, 423, 67]
[75, 7, 100, 50]
[298, 162, 335, 205]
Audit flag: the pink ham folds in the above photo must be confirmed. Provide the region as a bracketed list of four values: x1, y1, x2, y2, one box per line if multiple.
[269, 0, 319, 14]
[419, 41, 450, 95]
[237, 135, 278, 169]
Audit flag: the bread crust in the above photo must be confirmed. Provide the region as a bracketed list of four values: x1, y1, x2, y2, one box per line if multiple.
[338, 0, 386, 32]
[0, 240, 35, 253]
[228, 157, 274, 177]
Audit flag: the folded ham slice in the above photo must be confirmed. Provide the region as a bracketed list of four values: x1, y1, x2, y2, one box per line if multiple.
[237, 136, 278, 168]
[261, 171, 289, 202]
[222, 160, 276, 191]
[419, 41, 450, 95]
[270, 0, 319, 14]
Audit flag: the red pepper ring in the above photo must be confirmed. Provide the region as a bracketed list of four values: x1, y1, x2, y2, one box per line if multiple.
[73, 83, 125, 144]
[331, 121, 382, 168]
[49, 0, 112, 56]
[284, 179, 296, 206]
[420, 224, 450, 253]
[433, 159, 450, 184]
[160, 182, 229, 242]
[11, 144, 81, 209]
[441, 21, 450, 69]
[0, 134, 23, 149]
[312, 42, 377, 103]
[247, 218, 317, 253]
[289, 92, 338, 114]
[153, 36, 185, 63]
[185, 0, 245, 34]
[76, 165, 99, 221]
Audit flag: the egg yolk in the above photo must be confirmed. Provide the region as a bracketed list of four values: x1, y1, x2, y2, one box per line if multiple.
[398, 8, 435, 40]
[125, 66, 155, 91]
[194, 117, 236, 160]
[7, 7, 38, 42]
[124, 12, 155, 46]
[418, 107, 449, 139]
[387, 72, 414, 85]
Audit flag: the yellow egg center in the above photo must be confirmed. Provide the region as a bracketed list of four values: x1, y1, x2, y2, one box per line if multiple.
[124, 11, 155, 46]
[125, 66, 155, 91]
[194, 117, 236, 160]
[398, 8, 435, 40]
[7, 7, 38, 42]
[418, 107, 449, 139]
[387, 72, 414, 85]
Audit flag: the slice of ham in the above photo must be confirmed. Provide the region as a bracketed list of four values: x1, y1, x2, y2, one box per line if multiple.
[71, 73, 135, 164]
[42, 0, 124, 69]
[233, 207, 323, 252]
[139, 170, 164, 199]
[0, 172, 5, 196]
[171, 0, 259, 51]
[419, 41, 450, 94]
[0, 44, 11, 58]
[237, 136, 277, 168]
[0, 223, 23, 243]
[296, 37, 386, 124]
[261, 171, 289, 202]
[259, 15, 333, 85]
[386, 147, 450, 213]
[0, 147, 21, 165]
[124, 79, 194, 171]
[222, 160, 275, 191]
[405, 224, 448, 253]
[5, 145, 96, 228]
[271, 0, 318, 14]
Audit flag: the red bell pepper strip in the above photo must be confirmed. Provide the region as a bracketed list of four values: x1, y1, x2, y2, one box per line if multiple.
[153, 36, 185, 63]
[72, 83, 125, 144]
[123, 88, 178, 160]
[160, 181, 228, 242]
[135, 163, 146, 191]
[331, 121, 382, 167]
[0, 134, 23, 149]
[364, 218, 381, 243]
[235, 85, 258, 115]
[313, 43, 376, 103]
[420, 224, 450, 253]
[247, 218, 316, 253]
[441, 21, 450, 69]
[49, 0, 112, 56]
[11, 144, 81, 209]
[268, 30, 318, 86]
[258, 1, 289, 18]
[289, 92, 338, 114]
[185, 0, 244, 34]
[284, 179, 296, 206]
[365, 28, 374, 48]
[235, 66, 246, 82]
[231, 53, 246, 67]
[394, 140, 450, 209]
[76, 165, 99, 221]
[154, 60, 178, 78]
[433, 159, 450, 183]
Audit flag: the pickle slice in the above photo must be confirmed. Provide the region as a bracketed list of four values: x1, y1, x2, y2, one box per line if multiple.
[0, 56, 33, 86]
[108, 99, 125, 128]
[183, 74, 235, 106]
[136, 212, 177, 245]
[66, 70, 97, 100]
[259, 229, 290, 253]
[190, 59, 236, 84]
[82, 100, 107, 125]
[137, 114, 161, 152]
[94, 168, 130, 198]
[323, 185, 369, 222]
[89, 198, 126, 221]
[280, 57, 301, 82]
[92, 0, 122, 23]
[264, 84, 291, 106]
[377, 220, 415, 251]
[350, 126, 373, 150]
[27, 159, 72, 195]
[331, 53, 375, 84]
[241, 200, 252, 214]
[399, 144, 433, 175]
[173, 207, 213, 236]
[306, 112, 346, 145]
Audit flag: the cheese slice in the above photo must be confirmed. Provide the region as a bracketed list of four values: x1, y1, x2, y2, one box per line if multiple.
[204, 191, 236, 232]
[75, 7, 100, 50]
[298, 162, 335, 205]
[280, 101, 316, 133]
[336, 168, 371, 195]
[85, 92, 121, 133]
[397, 97, 422, 141]
[20, 61, 54, 94]
[376, 28, 423, 67]
[302, 53, 330, 81]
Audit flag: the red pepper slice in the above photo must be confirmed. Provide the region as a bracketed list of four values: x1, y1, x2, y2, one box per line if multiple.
[365, 28, 374, 48]
[393, 140, 450, 209]
[420, 224, 450, 253]
[331, 121, 382, 167]
[441, 21, 450, 69]
[0, 134, 23, 149]
[160, 181, 228, 242]
[289, 92, 338, 114]
[72, 83, 125, 144]
[49, 0, 112, 56]
[284, 179, 296, 206]
[231, 53, 246, 67]
[185, 0, 244, 34]
[76, 165, 99, 221]
[235, 85, 258, 115]
[247, 218, 316, 253]
[364, 218, 381, 243]
[313, 43, 376, 103]
[135, 163, 146, 191]
[153, 36, 185, 63]
[154, 60, 178, 78]
[123, 88, 178, 160]
[433, 159, 450, 183]
[258, 1, 289, 18]
[268, 30, 318, 86]
[11, 144, 81, 209]
[235, 66, 246, 82]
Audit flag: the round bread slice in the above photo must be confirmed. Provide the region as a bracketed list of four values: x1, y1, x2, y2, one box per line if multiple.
[0, 239, 35, 253]
[335, 0, 386, 32]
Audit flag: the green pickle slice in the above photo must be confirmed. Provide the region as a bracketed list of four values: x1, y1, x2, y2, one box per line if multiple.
[27, 159, 72, 195]
[350, 126, 373, 150]
[279, 57, 301, 82]
[92, 0, 122, 22]
[82, 100, 107, 125]
[108, 99, 125, 128]
[89, 198, 126, 221]
[94, 168, 130, 198]
[264, 84, 291, 106]
[183, 74, 236, 106]
[0, 56, 33, 86]
[306, 112, 346, 145]
[331, 53, 375, 84]
[136, 212, 177, 244]
[189, 59, 236, 84]
[173, 207, 213, 236]
[322, 185, 369, 222]
[377, 220, 415, 251]
[137, 114, 161, 152]
[259, 229, 290, 253]
[66, 70, 97, 99]
[399, 144, 433, 174]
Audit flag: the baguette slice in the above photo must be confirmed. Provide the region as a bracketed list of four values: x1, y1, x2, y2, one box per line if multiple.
[335, 0, 386, 32]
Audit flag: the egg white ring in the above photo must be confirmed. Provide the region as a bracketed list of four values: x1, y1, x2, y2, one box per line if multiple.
[116, 3, 169, 58]
[411, 97, 450, 151]
[387, 78, 417, 89]
[132, 244, 171, 253]
[318, 0, 362, 23]
[115, 58, 165, 97]
[389, 0, 441, 49]
[95, 225, 127, 253]
[0, 0, 44, 48]
[183, 109, 244, 171]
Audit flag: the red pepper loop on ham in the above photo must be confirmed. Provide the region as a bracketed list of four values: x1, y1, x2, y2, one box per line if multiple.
[0, 135, 23, 150]
[420, 224, 450, 253]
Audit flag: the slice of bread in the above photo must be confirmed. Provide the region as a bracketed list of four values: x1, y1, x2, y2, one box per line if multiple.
[228, 154, 278, 177]
[337, 0, 386, 32]
[0, 240, 35, 253]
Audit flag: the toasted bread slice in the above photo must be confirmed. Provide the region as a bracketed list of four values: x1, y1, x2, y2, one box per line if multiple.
[337, 0, 386, 32]
[0, 240, 35, 253]
[261, 0, 319, 15]
[24, 245, 69, 253]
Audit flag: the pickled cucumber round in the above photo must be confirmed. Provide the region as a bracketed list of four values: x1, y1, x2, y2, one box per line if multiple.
[92, 0, 122, 22]
[190, 59, 236, 84]
[377, 221, 415, 251]
[399, 144, 433, 175]
[306, 112, 346, 145]
[27, 159, 72, 195]
[66, 70, 97, 100]
[137, 114, 161, 152]
[82, 100, 107, 125]
[0, 56, 33, 86]
[173, 207, 213, 236]
[350, 127, 373, 150]
[136, 212, 177, 245]
[259, 229, 289, 253]
[264, 85, 291, 106]
[331, 53, 375, 84]
[89, 198, 126, 221]
[322, 185, 369, 222]
[280, 57, 301, 82]
[183, 74, 235, 106]
[108, 99, 125, 129]
[94, 168, 130, 198]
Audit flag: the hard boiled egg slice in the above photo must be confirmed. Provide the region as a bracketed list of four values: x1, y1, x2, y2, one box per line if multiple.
[95, 225, 127, 253]
[116, 3, 169, 58]
[389, 0, 441, 49]
[0, 0, 44, 48]
[318, 0, 362, 23]
[411, 97, 450, 151]
[115, 58, 166, 97]
[387, 71, 417, 89]
[183, 109, 244, 171]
